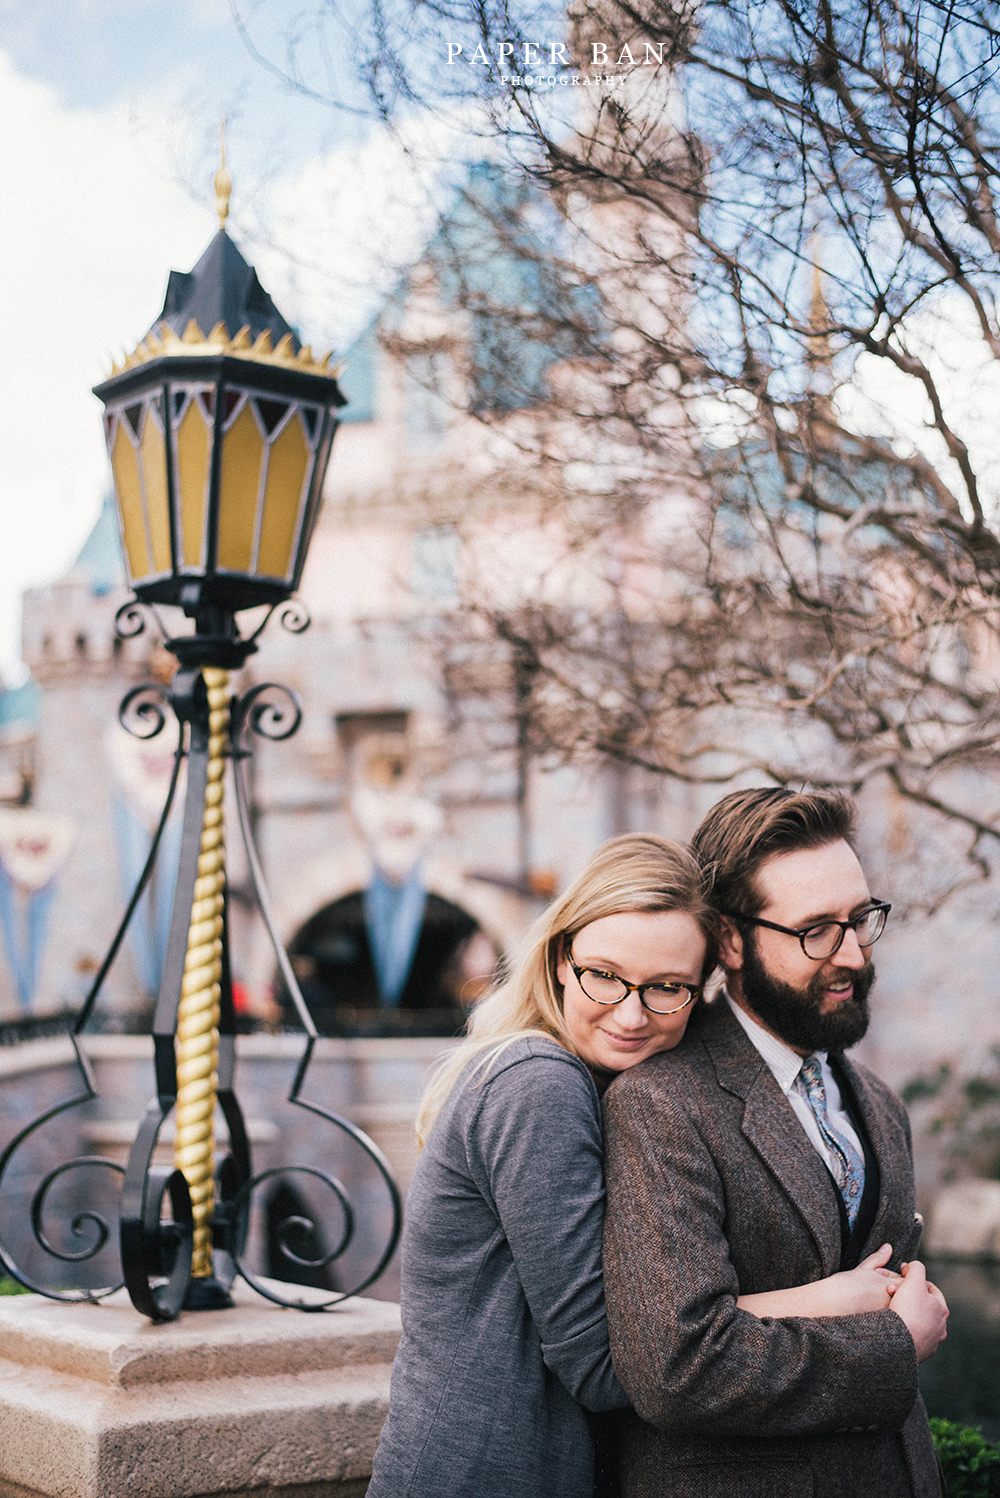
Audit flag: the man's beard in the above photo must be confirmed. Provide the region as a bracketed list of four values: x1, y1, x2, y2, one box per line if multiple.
[739, 931, 875, 1053]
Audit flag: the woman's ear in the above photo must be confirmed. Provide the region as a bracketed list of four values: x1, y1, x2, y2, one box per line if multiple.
[718, 917, 744, 972]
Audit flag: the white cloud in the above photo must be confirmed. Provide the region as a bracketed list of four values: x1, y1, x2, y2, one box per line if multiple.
[838, 295, 1000, 523]
[0, 49, 211, 675]
[249, 107, 487, 351]
[0, 40, 483, 680]
[0, 55, 420, 674]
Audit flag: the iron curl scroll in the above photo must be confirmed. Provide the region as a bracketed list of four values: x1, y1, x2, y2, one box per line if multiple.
[0, 1129, 128, 1301]
[224, 1164, 355, 1309]
[119, 683, 170, 740]
[120, 1107, 195, 1323]
[115, 601, 148, 639]
[31, 1159, 126, 1264]
[115, 600, 167, 643]
[244, 598, 311, 647]
[0, 607, 402, 1319]
[278, 599, 311, 635]
[230, 682, 303, 745]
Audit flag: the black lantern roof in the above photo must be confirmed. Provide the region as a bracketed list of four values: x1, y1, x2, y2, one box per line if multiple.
[153, 230, 300, 353]
[93, 211, 346, 629]
[98, 221, 342, 392]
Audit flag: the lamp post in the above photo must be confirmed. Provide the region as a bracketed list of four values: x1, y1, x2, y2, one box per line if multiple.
[0, 180, 401, 1321]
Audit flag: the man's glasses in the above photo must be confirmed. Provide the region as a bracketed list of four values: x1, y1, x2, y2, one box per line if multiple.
[566, 952, 700, 1014]
[719, 902, 891, 961]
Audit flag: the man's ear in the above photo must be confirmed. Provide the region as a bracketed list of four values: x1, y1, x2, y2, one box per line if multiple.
[718, 917, 744, 972]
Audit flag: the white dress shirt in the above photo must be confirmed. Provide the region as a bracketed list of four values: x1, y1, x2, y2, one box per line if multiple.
[724, 993, 865, 1178]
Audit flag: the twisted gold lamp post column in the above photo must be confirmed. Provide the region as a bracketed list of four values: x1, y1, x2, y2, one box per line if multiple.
[174, 667, 230, 1280]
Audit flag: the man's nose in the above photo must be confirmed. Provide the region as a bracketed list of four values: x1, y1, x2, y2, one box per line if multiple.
[614, 990, 649, 1029]
[833, 926, 867, 970]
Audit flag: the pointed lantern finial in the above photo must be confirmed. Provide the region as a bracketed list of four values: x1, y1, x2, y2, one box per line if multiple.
[214, 118, 232, 230]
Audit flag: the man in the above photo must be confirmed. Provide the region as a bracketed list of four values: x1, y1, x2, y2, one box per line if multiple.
[602, 788, 947, 1498]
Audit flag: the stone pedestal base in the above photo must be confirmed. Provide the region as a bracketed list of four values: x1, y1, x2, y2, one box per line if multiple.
[0, 1282, 400, 1498]
[0, 1485, 370, 1498]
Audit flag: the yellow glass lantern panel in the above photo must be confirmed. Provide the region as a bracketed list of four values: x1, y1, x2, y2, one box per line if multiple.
[218, 403, 264, 572]
[257, 411, 311, 580]
[176, 399, 212, 568]
[110, 421, 151, 582]
[140, 410, 172, 574]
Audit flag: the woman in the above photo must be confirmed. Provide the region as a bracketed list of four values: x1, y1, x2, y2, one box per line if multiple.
[367, 835, 900, 1498]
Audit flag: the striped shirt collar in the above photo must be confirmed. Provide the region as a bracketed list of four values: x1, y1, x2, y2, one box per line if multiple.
[724, 991, 827, 1093]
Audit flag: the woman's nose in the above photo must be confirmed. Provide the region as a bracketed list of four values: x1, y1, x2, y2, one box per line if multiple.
[614, 990, 649, 1029]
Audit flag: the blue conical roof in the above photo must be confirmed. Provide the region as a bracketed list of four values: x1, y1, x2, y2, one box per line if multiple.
[0, 677, 40, 731]
[72, 494, 125, 595]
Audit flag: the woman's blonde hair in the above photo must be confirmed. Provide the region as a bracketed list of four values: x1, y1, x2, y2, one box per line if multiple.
[416, 834, 719, 1144]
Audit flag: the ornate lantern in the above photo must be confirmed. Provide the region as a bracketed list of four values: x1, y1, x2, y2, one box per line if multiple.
[94, 195, 344, 658]
[0, 177, 400, 1321]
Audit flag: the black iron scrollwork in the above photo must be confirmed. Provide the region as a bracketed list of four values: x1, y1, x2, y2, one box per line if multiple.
[244, 598, 310, 647]
[120, 1111, 194, 1323]
[0, 701, 185, 1303]
[0, 1140, 128, 1301]
[227, 682, 404, 1309]
[114, 600, 167, 642]
[231, 682, 303, 745]
[0, 595, 402, 1320]
[115, 601, 148, 639]
[226, 1165, 354, 1308]
[278, 599, 311, 635]
[31, 1159, 126, 1264]
[118, 683, 170, 739]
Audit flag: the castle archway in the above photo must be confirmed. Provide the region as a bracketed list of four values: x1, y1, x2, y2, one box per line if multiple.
[277, 888, 498, 1038]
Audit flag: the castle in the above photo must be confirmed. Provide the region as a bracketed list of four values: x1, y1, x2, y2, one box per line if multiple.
[1, 164, 998, 1199]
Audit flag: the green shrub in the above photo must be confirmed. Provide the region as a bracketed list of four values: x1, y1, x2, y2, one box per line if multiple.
[0, 1276, 30, 1296]
[931, 1418, 1000, 1497]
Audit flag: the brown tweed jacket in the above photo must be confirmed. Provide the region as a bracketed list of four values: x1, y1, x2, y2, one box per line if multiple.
[602, 999, 941, 1498]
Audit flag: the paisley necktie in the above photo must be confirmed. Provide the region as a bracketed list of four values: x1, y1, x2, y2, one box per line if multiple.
[798, 1055, 865, 1228]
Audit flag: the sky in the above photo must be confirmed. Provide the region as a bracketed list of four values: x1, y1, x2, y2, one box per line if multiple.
[0, 0, 454, 681]
[3, 2, 992, 683]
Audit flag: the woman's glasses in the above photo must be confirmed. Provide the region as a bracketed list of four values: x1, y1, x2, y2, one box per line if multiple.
[566, 953, 700, 1014]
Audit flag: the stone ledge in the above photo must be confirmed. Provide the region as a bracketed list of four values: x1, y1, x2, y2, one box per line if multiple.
[0, 1282, 400, 1498]
[0, 1483, 371, 1498]
[0, 1284, 401, 1387]
[0, 1031, 460, 1080]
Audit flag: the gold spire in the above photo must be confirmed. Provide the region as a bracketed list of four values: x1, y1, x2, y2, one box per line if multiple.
[806, 232, 833, 377]
[214, 118, 232, 230]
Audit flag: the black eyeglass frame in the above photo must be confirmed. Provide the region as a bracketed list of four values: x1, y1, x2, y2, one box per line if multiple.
[566, 952, 701, 1015]
[719, 901, 891, 960]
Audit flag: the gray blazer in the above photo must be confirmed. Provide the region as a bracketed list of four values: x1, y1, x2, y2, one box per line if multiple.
[368, 1036, 628, 1498]
[602, 1000, 941, 1498]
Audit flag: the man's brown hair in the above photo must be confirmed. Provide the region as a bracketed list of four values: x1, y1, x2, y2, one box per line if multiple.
[691, 787, 856, 917]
